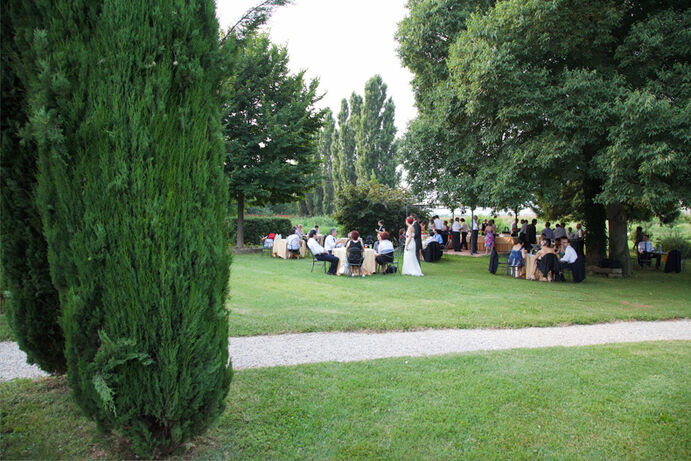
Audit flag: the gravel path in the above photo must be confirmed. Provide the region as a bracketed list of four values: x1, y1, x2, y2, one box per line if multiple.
[2, 319, 690, 381]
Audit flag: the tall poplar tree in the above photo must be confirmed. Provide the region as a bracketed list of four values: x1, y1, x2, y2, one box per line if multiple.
[356, 75, 398, 187]
[333, 95, 360, 195]
[1, 1, 65, 374]
[319, 109, 337, 214]
[30, 0, 231, 454]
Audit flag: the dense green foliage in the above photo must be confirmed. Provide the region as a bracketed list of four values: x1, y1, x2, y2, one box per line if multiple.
[333, 182, 426, 240]
[355, 75, 398, 187]
[226, 217, 293, 245]
[221, 32, 324, 246]
[329, 76, 399, 206]
[0, 2, 65, 373]
[398, 0, 690, 275]
[3, 342, 689, 459]
[26, 0, 231, 454]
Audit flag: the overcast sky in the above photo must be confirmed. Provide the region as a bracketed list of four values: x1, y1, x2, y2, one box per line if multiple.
[215, 0, 416, 135]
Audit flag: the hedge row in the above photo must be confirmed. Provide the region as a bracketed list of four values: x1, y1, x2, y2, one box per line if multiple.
[228, 217, 293, 245]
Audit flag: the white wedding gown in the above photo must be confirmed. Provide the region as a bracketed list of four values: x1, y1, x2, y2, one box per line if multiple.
[401, 232, 424, 276]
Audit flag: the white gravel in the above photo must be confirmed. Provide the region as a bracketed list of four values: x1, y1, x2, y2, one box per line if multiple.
[2, 319, 690, 381]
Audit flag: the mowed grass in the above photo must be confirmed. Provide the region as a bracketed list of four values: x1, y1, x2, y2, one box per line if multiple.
[1, 341, 689, 460]
[227, 253, 691, 336]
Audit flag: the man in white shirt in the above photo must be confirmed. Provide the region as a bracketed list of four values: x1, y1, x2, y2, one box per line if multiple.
[375, 232, 395, 273]
[470, 216, 479, 254]
[560, 237, 578, 265]
[307, 230, 339, 274]
[323, 228, 338, 254]
[433, 215, 443, 231]
[637, 234, 661, 268]
[451, 218, 461, 251]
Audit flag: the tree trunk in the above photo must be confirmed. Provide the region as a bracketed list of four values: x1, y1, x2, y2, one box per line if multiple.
[236, 193, 244, 248]
[607, 204, 632, 277]
[582, 167, 607, 265]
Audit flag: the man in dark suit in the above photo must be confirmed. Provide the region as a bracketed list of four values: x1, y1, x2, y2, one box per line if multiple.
[411, 214, 422, 263]
[527, 218, 537, 246]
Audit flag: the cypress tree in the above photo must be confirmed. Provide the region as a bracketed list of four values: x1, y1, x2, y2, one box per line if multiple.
[30, 0, 231, 454]
[1, 1, 66, 373]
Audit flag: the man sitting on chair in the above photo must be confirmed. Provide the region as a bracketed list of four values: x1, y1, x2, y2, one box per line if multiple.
[324, 228, 338, 255]
[375, 232, 395, 274]
[560, 237, 578, 268]
[307, 230, 339, 275]
[637, 234, 657, 267]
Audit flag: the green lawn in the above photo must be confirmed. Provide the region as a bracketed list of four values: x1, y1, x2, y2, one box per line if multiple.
[2, 341, 689, 460]
[227, 253, 691, 336]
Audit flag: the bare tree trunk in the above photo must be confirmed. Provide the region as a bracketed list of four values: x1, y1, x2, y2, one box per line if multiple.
[236, 194, 244, 248]
[582, 175, 607, 265]
[607, 204, 632, 277]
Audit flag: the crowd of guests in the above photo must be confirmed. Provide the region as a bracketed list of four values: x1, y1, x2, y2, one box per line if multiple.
[295, 222, 397, 276]
[499, 221, 585, 282]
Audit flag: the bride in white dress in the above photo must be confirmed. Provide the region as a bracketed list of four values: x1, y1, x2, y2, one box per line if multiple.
[401, 223, 424, 276]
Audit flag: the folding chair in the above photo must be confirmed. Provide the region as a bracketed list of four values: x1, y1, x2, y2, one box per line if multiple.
[307, 247, 327, 273]
[347, 247, 365, 277]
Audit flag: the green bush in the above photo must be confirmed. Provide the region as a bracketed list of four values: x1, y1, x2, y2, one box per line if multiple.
[228, 217, 293, 245]
[1, 5, 65, 374]
[31, 0, 231, 455]
[334, 182, 428, 240]
[659, 234, 691, 259]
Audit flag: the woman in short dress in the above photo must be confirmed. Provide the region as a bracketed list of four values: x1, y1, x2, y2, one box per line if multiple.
[484, 223, 495, 254]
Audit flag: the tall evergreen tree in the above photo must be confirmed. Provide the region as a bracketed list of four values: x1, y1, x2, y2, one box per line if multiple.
[222, 33, 323, 246]
[29, 0, 231, 454]
[319, 109, 337, 214]
[334, 93, 361, 196]
[1, 1, 65, 374]
[356, 75, 398, 187]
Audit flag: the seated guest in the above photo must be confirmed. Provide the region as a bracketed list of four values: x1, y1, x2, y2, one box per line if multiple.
[527, 238, 558, 282]
[422, 230, 437, 249]
[285, 229, 301, 258]
[638, 234, 654, 254]
[541, 222, 553, 242]
[433, 229, 443, 245]
[507, 241, 527, 278]
[375, 232, 395, 273]
[552, 223, 566, 240]
[560, 237, 578, 267]
[313, 225, 320, 235]
[295, 224, 305, 239]
[307, 230, 339, 275]
[637, 234, 660, 268]
[346, 230, 365, 276]
[324, 228, 338, 254]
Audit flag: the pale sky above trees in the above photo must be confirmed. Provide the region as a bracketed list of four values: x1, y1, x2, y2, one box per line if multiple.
[215, 0, 416, 134]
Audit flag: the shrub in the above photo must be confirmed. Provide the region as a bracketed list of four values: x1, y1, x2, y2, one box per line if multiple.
[659, 234, 691, 259]
[334, 182, 428, 240]
[0, 6, 65, 374]
[227, 217, 293, 245]
[31, 0, 231, 455]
